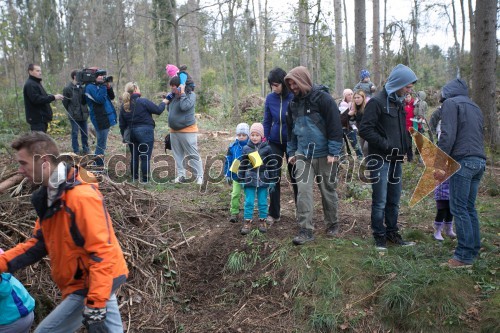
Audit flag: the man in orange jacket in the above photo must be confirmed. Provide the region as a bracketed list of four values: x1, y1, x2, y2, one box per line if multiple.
[0, 132, 128, 333]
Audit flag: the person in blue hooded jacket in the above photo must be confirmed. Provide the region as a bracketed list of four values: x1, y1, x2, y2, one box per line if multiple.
[0, 248, 35, 333]
[224, 123, 249, 223]
[359, 64, 417, 251]
[434, 78, 486, 268]
[263, 67, 298, 225]
[85, 69, 117, 167]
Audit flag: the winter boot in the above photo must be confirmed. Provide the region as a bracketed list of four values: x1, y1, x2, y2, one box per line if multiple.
[240, 219, 252, 235]
[444, 221, 457, 238]
[229, 214, 239, 223]
[258, 218, 267, 233]
[433, 222, 444, 241]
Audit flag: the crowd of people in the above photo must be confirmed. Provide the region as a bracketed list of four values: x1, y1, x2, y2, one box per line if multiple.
[0, 62, 486, 331]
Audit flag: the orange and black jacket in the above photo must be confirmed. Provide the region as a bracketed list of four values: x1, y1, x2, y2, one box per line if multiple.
[0, 166, 128, 308]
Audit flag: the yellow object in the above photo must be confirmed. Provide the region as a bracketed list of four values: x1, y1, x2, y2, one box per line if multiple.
[230, 159, 240, 173]
[248, 151, 263, 168]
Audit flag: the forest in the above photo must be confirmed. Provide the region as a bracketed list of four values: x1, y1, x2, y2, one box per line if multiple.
[0, 1, 498, 332]
[0, 0, 498, 148]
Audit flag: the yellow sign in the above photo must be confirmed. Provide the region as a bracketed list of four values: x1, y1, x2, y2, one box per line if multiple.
[229, 159, 240, 173]
[248, 151, 263, 168]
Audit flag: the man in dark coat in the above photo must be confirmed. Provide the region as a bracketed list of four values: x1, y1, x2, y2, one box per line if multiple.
[23, 64, 64, 132]
[62, 70, 89, 154]
[359, 64, 417, 251]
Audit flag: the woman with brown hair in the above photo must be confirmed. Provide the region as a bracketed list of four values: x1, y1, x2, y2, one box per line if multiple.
[119, 82, 168, 182]
[352, 90, 368, 156]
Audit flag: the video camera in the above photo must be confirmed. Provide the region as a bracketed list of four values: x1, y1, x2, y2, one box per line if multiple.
[76, 68, 113, 85]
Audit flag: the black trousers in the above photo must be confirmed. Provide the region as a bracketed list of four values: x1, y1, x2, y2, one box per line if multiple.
[268, 141, 298, 219]
[30, 122, 48, 133]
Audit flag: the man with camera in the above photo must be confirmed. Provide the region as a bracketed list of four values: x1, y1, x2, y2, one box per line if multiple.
[23, 63, 64, 132]
[84, 68, 117, 167]
[63, 70, 90, 155]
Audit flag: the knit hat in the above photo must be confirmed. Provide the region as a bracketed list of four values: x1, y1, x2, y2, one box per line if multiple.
[236, 123, 250, 136]
[343, 88, 353, 98]
[166, 64, 179, 78]
[250, 123, 264, 138]
[360, 69, 370, 80]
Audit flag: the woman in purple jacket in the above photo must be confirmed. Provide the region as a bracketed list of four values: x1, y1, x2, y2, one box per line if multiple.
[263, 67, 297, 225]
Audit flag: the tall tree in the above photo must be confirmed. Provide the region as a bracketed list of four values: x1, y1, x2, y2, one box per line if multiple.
[153, 0, 175, 87]
[342, 0, 352, 87]
[186, 0, 202, 89]
[372, 0, 381, 88]
[354, 0, 366, 82]
[298, 0, 309, 67]
[333, 0, 343, 97]
[471, 0, 498, 150]
[227, 0, 240, 119]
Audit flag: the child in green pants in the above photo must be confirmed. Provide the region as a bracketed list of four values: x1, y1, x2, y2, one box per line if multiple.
[224, 123, 249, 223]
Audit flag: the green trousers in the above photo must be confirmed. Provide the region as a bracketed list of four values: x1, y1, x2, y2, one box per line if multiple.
[230, 181, 243, 215]
[294, 156, 339, 230]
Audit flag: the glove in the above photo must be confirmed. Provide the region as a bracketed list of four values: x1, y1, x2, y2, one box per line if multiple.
[83, 306, 108, 333]
[225, 176, 233, 185]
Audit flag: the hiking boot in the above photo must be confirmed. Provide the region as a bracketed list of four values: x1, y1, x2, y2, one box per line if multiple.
[258, 218, 267, 233]
[240, 219, 252, 235]
[229, 214, 239, 223]
[374, 236, 387, 251]
[325, 224, 339, 238]
[266, 216, 280, 226]
[292, 228, 314, 246]
[387, 232, 416, 246]
[440, 258, 472, 269]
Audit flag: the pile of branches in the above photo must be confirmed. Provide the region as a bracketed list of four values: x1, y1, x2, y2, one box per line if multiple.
[0, 161, 188, 331]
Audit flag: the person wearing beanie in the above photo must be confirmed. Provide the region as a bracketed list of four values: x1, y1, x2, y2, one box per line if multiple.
[354, 69, 376, 98]
[284, 66, 343, 246]
[359, 63, 418, 251]
[237, 122, 278, 235]
[434, 78, 486, 268]
[166, 64, 179, 78]
[224, 123, 250, 223]
[263, 67, 298, 225]
[165, 64, 195, 92]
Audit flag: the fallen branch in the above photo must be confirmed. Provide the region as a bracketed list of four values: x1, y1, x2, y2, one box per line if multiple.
[0, 174, 24, 194]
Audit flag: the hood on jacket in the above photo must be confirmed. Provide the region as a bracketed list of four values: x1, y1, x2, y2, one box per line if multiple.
[284, 66, 313, 96]
[441, 78, 469, 100]
[416, 91, 426, 100]
[384, 64, 418, 95]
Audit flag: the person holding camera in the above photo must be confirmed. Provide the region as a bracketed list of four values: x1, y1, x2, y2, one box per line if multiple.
[119, 82, 168, 182]
[23, 63, 64, 132]
[63, 70, 90, 155]
[85, 69, 117, 167]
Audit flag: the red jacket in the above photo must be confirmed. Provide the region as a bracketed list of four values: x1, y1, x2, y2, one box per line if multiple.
[0, 166, 128, 308]
[404, 98, 415, 131]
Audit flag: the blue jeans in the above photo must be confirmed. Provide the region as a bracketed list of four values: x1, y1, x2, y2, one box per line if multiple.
[243, 186, 268, 220]
[70, 119, 89, 154]
[128, 126, 154, 182]
[34, 293, 123, 333]
[449, 156, 486, 264]
[94, 128, 110, 166]
[345, 129, 363, 158]
[369, 156, 403, 237]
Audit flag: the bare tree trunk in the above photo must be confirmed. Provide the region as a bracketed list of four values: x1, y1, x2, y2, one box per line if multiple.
[354, 0, 366, 82]
[187, 0, 202, 89]
[411, 0, 418, 67]
[451, 0, 461, 77]
[311, 0, 321, 81]
[467, 0, 474, 52]
[244, 0, 253, 86]
[382, 0, 388, 79]
[227, 0, 240, 119]
[343, 0, 352, 88]
[298, 0, 309, 67]
[471, 0, 498, 150]
[256, 0, 267, 97]
[372, 0, 381, 88]
[333, 0, 343, 97]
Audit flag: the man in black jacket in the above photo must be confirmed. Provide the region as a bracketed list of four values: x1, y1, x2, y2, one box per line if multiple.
[62, 70, 89, 154]
[434, 78, 486, 268]
[359, 64, 417, 251]
[23, 64, 64, 132]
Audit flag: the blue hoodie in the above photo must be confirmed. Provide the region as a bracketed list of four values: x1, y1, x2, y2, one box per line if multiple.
[437, 78, 485, 162]
[0, 273, 35, 325]
[224, 138, 249, 180]
[385, 64, 418, 106]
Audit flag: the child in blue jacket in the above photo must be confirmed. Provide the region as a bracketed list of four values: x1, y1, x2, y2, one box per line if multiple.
[0, 248, 35, 333]
[224, 123, 250, 223]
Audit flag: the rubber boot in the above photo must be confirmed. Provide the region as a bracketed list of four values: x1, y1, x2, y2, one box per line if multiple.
[433, 222, 444, 241]
[444, 221, 457, 238]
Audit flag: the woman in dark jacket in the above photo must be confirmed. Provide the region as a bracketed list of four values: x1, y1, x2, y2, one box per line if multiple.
[119, 82, 167, 182]
[262, 67, 297, 225]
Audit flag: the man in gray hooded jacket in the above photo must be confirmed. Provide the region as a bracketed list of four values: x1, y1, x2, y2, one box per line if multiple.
[434, 78, 486, 268]
[359, 64, 418, 250]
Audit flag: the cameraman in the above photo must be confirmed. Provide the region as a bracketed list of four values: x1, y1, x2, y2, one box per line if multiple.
[63, 70, 89, 155]
[84, 69, 117, 167]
